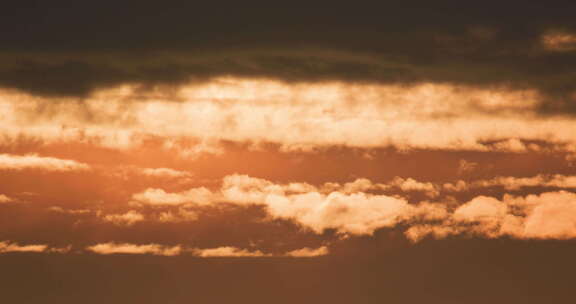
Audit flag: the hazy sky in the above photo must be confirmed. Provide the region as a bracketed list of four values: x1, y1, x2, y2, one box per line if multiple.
[1, 2, 576, 303]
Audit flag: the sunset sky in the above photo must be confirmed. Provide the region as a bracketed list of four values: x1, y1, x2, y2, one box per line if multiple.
[1, 2, 576, 303]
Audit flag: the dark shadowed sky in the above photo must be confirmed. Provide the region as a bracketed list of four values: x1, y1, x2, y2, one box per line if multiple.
[2, 1, 575, 111]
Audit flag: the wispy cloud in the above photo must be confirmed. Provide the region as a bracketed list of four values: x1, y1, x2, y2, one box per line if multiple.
[0, 154, 89, 171]
[86, 243, 182, 256]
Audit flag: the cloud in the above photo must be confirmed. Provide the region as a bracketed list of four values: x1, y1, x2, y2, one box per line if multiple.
[1, 80, 575, 153]
[192, 246, 328, 257]
[492, 138, 530, 152]
[406, 191, 576, 242]
[130, 174, 445, 235]
[48, 206, 92, 214]
[157, 208, 198, 223]
[220, 175, 440, 234]
[457, 159, 479, 175]
[86, 242, 182, 256]
[192, 246, 269, 257]
[102, 210, 145, 226]
[84, 243, 328, 258]
[520, 192, 576, 239]
[444, 174, 576, 192]
[324, 177, 438, 197]
[285, 246, 329, 257]
[131, 188, 214, 206]
[128, 174, 576, 241]
[0, 154, 89, 171]
[264, 192, 411, 235]
[405, 225, 459, 243]
[130, 173, 576, 220]
[387, 177, 439, 198]
[453, 196, 508, 222]
[1, 1, 575, 121]
[0, 241, 48, 253]
[542, 30, 576, 51]
[139, 167, 193, 179]
[132, 177, 412, 234]
[0, 194, 13, 203]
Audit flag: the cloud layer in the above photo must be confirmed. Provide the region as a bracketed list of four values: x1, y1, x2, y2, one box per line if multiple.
[129, 174, 576, 240]
[1, 80, 575, 154]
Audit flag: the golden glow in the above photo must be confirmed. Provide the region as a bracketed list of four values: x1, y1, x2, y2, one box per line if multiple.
[542, 30, 576, 51]
[2, 78, 573, 153]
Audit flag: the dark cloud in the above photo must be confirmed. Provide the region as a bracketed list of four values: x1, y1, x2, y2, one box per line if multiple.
[0, 1, 575, 110]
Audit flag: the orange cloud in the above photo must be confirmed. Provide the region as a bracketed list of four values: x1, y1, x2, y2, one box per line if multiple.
[285, 246, 329, 257]
[86, 242, 182, 256]
[2, 79, 574, 153]
[444, 174, 576, 192]
[520, 192, 576, 239]
[102, 210, 145, 226]
[127, 174, 576, 241]
[0, 153, 89, 171]
[406, 191, 576, 242]
[157, 208, 198, 223]
[0, 194, 13, 203]
[542, 30, 576, 51]
[131, 187, 214, 206]
[140, 167, 193, 179]
[83, 243, 329, 258]
[48, 206, 92, 214]
[131, 174, 444, 235]
[387, 177, 439, 197]
[193, 246, 269, 257]
[0, 241, 48, 253]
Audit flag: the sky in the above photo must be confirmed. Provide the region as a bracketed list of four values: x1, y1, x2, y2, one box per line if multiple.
[1, 1, 576, 303]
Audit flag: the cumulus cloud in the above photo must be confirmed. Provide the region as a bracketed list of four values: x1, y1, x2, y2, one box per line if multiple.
[131, 174, 446, 235]
[406, 191, 576, 242]
[405, 225, 459, 243]
[520, 192, 576, 239]
[493, 139, 522, 152]
[4, 174, 576, 255]
[130, 174, 576, 216]
[263, 192, 412, 235]
[323, 177, 438, 197]
[0, 153, 89, 171]
[387, 177, 439, 197]
[453, 196, 508, 222]
[128, 174, 576, 241]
